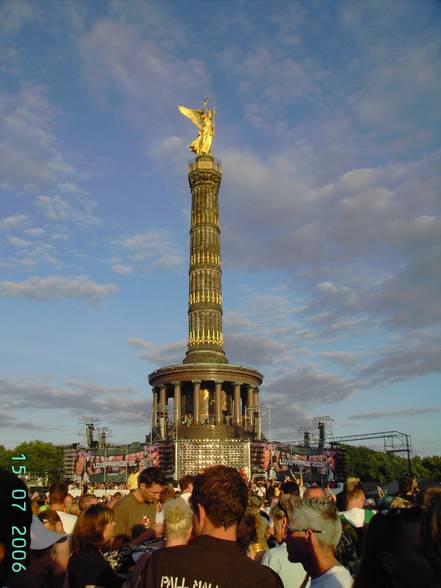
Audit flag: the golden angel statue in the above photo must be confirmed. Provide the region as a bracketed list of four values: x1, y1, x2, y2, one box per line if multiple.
[178, 97, 215, 155]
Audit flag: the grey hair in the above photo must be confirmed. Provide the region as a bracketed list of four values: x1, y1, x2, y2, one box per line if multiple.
[289, 498, 342, 549]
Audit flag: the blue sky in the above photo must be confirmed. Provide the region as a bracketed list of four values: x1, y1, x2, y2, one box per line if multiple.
[1, 0, 440, 456]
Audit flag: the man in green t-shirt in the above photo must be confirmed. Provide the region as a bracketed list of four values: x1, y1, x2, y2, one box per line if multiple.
[113, 467, 165, 539]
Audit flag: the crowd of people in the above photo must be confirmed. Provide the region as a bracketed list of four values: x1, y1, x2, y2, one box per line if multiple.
[1, 466, 440, 587]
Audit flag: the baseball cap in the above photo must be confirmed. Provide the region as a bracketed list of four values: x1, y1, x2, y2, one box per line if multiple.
[30, 515, 67, 550]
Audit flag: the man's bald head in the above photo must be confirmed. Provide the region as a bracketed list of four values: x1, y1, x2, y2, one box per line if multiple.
[303, 486, 326, 499]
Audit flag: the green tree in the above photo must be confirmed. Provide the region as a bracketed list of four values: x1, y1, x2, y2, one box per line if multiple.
[421, 456, 441, 481]
[13, 441, 64, 483]
[343, 444, 417, 484]
[411, 455, 431, 479]
[0, 444, 13, 469]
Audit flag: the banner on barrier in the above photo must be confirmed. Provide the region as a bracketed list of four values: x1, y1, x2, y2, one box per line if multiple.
[72, 444, 166, 483]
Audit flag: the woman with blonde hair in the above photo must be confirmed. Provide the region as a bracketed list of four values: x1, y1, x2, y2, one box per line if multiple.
[67, 503, 122, 587]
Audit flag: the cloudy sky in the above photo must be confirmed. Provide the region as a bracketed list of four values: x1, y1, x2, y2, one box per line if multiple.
[1, 0, 440, 456]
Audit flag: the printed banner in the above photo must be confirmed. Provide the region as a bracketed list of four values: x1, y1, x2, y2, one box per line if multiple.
[251, 442, 337, 480]
[72, 444, 165, 483]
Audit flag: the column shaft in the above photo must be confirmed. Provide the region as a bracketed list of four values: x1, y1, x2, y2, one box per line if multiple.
[254, 387, 260, 416]
[184, 156, 227, 364]
[159, 385, 167, 416]
[233, 383, 241, 425]
[247, 385, 254, 429]
[193, 381, 200, 425]
[215, 381, 223, 425]
[152, 389, 158, 428]
[173, 382, 181, 424]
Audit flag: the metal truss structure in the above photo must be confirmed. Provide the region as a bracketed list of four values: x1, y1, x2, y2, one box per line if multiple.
[329, 430, 413, 472]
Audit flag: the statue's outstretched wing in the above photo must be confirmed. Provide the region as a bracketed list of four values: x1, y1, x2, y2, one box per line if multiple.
[178, 106, 204, 130]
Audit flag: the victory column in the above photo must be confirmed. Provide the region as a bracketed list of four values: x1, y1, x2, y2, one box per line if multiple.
[148, 100, 264, 478]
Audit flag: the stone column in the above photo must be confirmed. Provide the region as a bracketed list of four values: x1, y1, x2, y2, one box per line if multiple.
[247, 385, 254, 430]
[173, 382, 181, 424]
[254, 386, 260, 436]
[193, 381, 201, 425]
[255, 416, 262, 440]
[215, 381, 223, 425]
[159, 384, 167, 440]
[159, 385, 167, 416]
[233, 382, 241, 425]
[152, 388, 158, 428]
[184, 156, 227, 365]
[254, 387, 260, 418]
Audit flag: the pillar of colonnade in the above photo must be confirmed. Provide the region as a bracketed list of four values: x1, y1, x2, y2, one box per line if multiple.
[151, 381, 260, 434]
[173, 382, 181, 424]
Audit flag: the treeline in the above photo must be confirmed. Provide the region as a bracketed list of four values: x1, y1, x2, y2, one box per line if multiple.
[1, 440, 440, 485]
[343, 444, 441, 484]
[0, 440, 64, 483]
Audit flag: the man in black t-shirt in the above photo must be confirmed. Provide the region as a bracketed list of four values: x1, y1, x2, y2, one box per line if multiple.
[144, 465, 283, 588]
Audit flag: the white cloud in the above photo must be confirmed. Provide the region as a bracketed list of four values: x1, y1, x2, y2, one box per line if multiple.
[357, 330, 441, 386]
[36, 194, 101, 226]
[0, 376, 148, 425]
[224, 332, 285, 367]
[117, 230, 184, 269]
[0, 86, 74, 190]
[266, 366, 360, 407]
[56, 181, 86, 194]
[111, 264, 133, 275]
[7, 235, 31, 247]
[223, 310, 258, 331]
[236, 46, 325, 105]
[316, 351, 359, 369]
[339, 3, 441, 145]
[0, 0, 34, 36]
[349, 407, 441, 421]
[0, 410, 56, 432]
[218, 144, 441, 338]
[317, 282, 338, 294]
[0, 214, 28, 229]
[79, 15, 209, 135]
[150, 136, 185, 158]
[0, 275, 118, 302]
[51, 232, 69, 241]
[129, 337, 185, 365]
[24, 227, 46, 237]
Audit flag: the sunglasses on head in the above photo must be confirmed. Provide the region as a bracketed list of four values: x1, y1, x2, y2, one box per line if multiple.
[286, 526, 323, 534]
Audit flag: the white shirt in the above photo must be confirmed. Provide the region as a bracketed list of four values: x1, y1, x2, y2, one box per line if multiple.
[311, 565, 353, 588]
[56, 511, 78, 534]
[180, 491, 191, 504]
[262, 542, 310, 588]
[338, 507, 366, 528]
